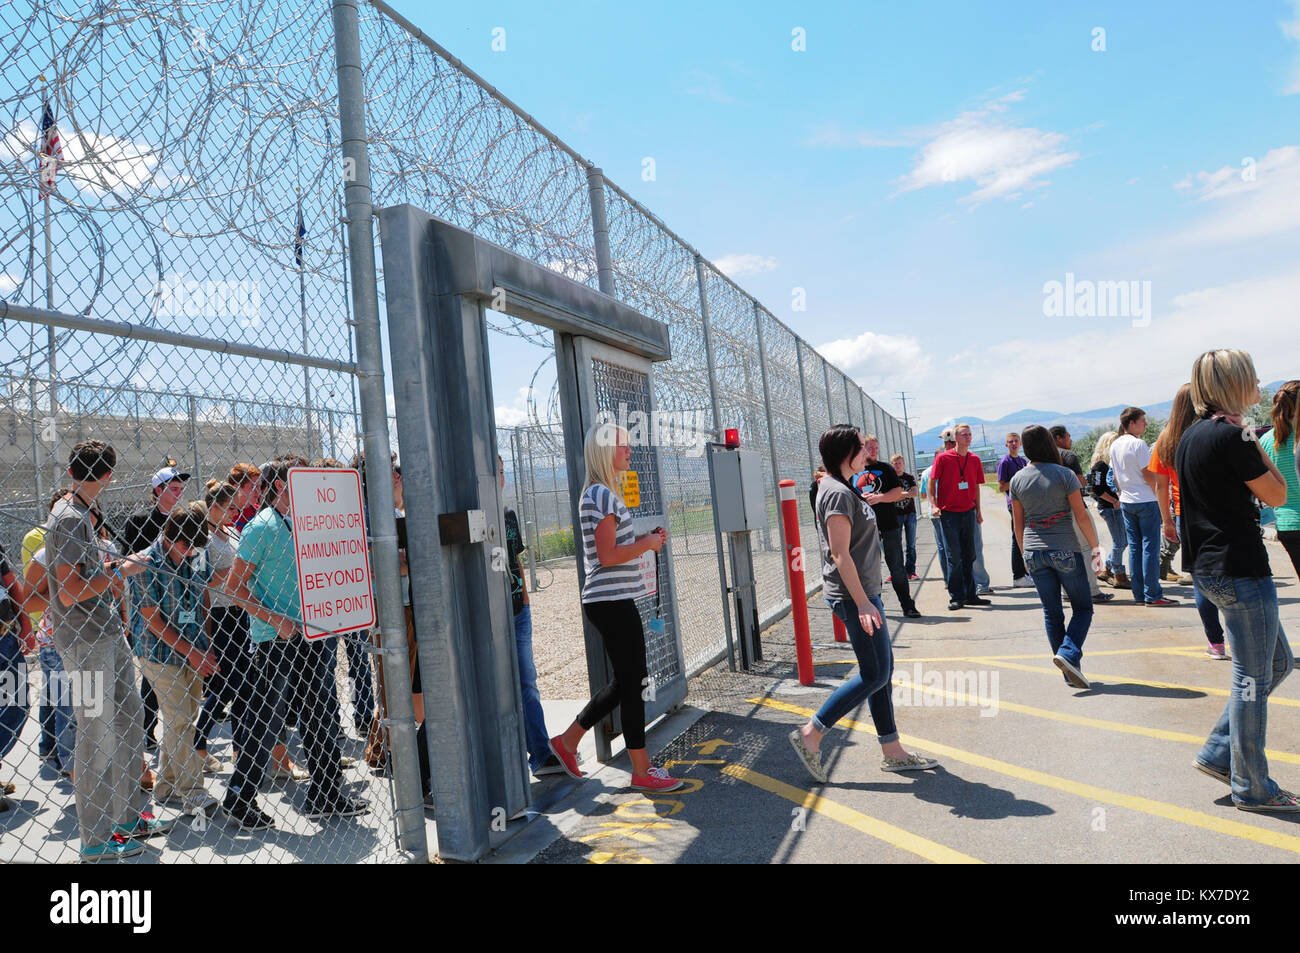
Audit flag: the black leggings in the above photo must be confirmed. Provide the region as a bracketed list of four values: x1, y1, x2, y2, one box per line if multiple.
[1278, 530, 1300, 581]
[576, 599, 648, 750]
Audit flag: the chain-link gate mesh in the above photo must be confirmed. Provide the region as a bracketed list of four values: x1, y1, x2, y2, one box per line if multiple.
[0, 1, 405, 862]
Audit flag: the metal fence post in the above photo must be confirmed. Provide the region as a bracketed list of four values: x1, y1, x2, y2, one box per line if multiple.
[187, 394, 200, 479]
[752, 302, 788, 589]
[586, 166, 616, 295]
[821, 356, 834, 427]
[332, 0, 428, 862]
[795, 340, 815, 474]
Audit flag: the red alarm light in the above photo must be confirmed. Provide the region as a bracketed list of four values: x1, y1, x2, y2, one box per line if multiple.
[724, 428, 740, 449]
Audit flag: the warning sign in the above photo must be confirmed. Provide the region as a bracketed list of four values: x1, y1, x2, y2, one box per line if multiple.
[637, 550, 658, 596]
[287, 467, 375, 638]
[623, 470, 640, 508]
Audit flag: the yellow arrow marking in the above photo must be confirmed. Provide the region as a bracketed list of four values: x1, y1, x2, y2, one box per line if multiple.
[693, 739, 735, 755]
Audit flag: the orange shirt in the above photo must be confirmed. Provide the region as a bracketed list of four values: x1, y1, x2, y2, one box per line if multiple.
[1147, 446, 1180, 516]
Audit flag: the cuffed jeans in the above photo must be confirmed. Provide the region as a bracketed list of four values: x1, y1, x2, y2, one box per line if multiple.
[1098, 507, 1126, 574]
[55, 632, 145, 850]
[1194, 575, 1294, 806]
[939, 509, 977, 603]
[1121, 500, 1163, 603]
[812, 594, 897, 741]
[513, 604, 551, 772]
[1025, 550, 1094, 669]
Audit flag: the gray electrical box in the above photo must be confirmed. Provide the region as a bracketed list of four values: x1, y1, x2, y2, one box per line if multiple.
[713, 448, 766, 533]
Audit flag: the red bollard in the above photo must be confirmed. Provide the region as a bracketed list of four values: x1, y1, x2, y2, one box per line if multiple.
[779, 479, 815, 686]
[832, 614, 848, 643]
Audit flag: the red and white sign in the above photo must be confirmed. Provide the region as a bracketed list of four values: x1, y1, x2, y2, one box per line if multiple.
[287, 467, 375, 638]
[637, 550, 658, 596]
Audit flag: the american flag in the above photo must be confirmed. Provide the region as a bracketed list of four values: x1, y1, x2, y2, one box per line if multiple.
[294, 207, 306, 269]
[38, 100, 62, 196]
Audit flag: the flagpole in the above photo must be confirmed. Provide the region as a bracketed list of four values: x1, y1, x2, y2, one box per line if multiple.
[44, 190, 57, 494]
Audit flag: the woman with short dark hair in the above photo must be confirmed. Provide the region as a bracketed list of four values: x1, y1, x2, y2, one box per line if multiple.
[788, 424, 939, 783]
[1010, 425, 1104, 690]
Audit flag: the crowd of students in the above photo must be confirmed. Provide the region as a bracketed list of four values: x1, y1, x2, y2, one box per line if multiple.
[0, 444, 417, 860]
[795, 348, 1300, 814]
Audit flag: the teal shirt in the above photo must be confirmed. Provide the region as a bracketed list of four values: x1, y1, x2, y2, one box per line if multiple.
[238, 506, 302, 644]
[1261, 429, 1300, 531]
[134, 542, 211, 666]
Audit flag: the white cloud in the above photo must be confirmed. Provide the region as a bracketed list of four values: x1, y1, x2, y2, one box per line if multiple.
[895, 91, 1078, 206]
[1169, 145, 1300, 246]
[815, 331, 934, 391]
[913, 269, 1300, 430]
[494, 386, 534, 428]
[1283, 1, 1300, 94]
[3, 118, 160, 196]
[0, 273, 18, 297]
[712, 253, 777, 278]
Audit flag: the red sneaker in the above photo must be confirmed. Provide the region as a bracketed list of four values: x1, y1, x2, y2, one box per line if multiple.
[1145, 598, 1180, 607]
[908, 573, 919, 580]
[547, 736, 584, 779]
[630, 766, 683, 792]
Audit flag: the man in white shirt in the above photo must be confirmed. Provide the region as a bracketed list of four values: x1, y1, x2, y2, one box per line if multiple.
[1111, 406, 1177, 607]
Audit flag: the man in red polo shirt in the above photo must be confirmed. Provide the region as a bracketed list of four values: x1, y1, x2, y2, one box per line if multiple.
[931, 422, 990, 611]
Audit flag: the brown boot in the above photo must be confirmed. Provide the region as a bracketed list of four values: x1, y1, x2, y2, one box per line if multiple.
[1112, 571, 1131, 590]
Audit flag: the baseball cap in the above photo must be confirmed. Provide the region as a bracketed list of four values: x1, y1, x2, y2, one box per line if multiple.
[151, 464, 191, 488]
[940, 428, 955, 443]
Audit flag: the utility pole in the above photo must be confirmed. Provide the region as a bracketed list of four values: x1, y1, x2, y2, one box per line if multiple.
[897, 391, 911, 432]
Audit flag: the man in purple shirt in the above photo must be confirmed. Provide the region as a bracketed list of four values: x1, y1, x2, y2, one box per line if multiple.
[996, 432, 1032, 587]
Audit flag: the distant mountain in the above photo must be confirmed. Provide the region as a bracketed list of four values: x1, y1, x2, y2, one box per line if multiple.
[912, 381, 1286, 453]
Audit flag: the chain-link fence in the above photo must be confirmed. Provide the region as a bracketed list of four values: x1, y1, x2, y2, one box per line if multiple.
[2, 0, 915, 862]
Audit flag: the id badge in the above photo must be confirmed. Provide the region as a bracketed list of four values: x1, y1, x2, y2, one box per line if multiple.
[178, 609, 197, 625]
[958, 481, 969, 490]
[648, 617, 665, 634]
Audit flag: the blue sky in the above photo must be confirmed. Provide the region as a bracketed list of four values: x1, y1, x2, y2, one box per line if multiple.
[390, 0, 1300, 433]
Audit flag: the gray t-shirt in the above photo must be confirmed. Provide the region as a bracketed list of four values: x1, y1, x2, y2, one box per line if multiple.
[1009, 462, 1082, 553]
[45, 496, 120, 648]
[816, 477, 882, 603]
[207, 525, 240, 609]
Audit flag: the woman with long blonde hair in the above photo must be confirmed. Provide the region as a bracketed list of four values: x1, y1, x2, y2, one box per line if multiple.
[547, 422, 681, 791]
[1178, 349, 1294, 811]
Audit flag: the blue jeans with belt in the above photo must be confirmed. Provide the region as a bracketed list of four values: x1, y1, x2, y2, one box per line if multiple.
[812, 594, 897, 741]
[1194, 575, 1293, 806]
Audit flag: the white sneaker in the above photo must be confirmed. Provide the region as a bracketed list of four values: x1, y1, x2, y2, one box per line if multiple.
[183, 791, 219, 815]
[1013, 576, 1034, 588]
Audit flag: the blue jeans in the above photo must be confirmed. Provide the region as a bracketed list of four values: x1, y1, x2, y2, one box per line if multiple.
[929, 518, 949, 584]
[0, 633, 28, 763]
[39, 644, 75, 769]
[901, 513, 917, 576]
[939, 509, 977, 602]
[812, 594, 897, 741]
[513, 605, 551, 772]
[1024, 550, 1094, 668]
[881, 526, 917, 612]
[1098, 506, 1126, 573]
[972, 521, 991, 591]
[1121, 501, 1163, 602]
[1194, 576, 1294, 805]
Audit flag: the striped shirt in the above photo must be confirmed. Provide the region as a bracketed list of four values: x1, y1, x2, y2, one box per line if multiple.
[580, 482, 645, 603]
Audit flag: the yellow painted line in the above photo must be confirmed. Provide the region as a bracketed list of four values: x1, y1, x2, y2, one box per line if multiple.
[720, 763, 983, 864]
[749, 696, 1300, 856]
[889, 676, 1300, 767]
[967, 658, 1300, 710]
[816, 646, 1210, 665]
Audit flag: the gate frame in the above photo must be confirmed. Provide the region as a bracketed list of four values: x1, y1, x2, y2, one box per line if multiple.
[379, 204, 676, 861]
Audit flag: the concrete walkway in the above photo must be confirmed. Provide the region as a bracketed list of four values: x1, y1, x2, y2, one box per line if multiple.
[496, 492, 1300, 864]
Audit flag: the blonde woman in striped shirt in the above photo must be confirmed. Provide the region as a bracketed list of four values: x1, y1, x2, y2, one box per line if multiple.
[547, 422, 681, 792]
